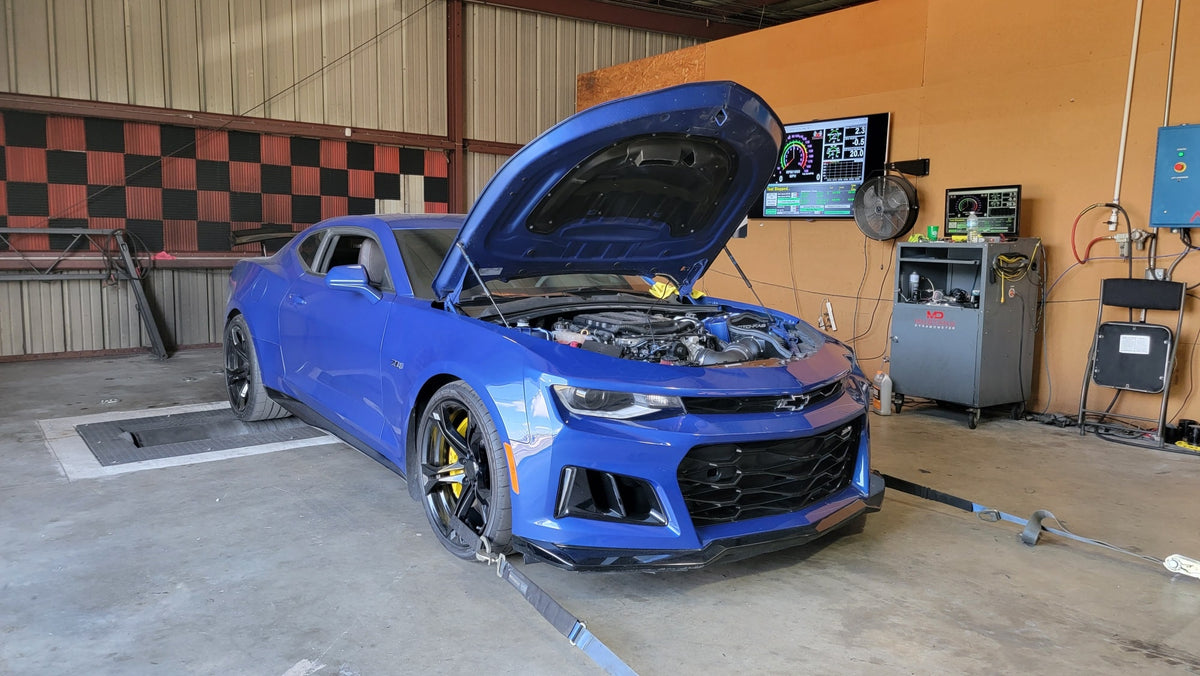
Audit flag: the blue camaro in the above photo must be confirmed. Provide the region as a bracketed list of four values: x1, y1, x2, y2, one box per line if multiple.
[224, 81, 884, 570]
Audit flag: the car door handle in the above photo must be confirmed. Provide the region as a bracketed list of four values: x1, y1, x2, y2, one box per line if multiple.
[287, 294, 307, 306]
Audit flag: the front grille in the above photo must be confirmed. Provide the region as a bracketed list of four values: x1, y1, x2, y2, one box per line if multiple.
[677, 416, 862, 527]
[682, 380, 844, 415]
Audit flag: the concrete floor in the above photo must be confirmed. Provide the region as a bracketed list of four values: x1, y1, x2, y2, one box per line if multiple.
[2, 349, 1199, 675]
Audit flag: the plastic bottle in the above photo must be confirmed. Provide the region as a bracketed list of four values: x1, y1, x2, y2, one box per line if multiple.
[908, 271, 920, 302]
[872, 370, 893, 416]
[966, 211, 982, 243]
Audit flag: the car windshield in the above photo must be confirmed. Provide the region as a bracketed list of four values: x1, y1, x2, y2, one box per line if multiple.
[392, 227, 657, 301]
[461, 273, 654, 301]
[394, 227, 458, 299]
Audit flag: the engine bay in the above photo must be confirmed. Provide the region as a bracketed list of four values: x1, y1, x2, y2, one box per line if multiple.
[507, 305, 823, 366]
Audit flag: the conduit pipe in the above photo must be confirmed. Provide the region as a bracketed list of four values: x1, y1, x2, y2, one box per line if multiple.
[1109, 0, 1145, 226]
[1164, 0, 1181, 126]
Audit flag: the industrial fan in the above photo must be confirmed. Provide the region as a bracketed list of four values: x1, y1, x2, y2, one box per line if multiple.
[852, 174, 919, 240]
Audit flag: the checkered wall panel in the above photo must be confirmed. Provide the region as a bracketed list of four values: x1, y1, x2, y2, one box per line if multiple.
[0, 111, 451, 253]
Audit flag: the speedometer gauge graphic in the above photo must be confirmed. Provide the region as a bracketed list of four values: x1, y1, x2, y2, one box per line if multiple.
[772, 134, 815, 183]
[955, 196, 982, 213]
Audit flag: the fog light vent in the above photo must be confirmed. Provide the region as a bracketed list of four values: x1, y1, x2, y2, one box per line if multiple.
[556, 467, 667, 526]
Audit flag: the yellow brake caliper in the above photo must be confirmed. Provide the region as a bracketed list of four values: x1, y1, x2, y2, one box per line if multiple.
[447, 415, 469, 499]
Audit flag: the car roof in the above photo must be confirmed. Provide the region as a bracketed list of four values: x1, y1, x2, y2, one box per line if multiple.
[378, 213, 466, 231]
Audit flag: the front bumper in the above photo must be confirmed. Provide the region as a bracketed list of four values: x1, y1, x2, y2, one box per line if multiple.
[512, 472, 884, 571]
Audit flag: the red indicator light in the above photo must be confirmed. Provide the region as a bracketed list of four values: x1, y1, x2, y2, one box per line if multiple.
[1176, 162, 1187, 173]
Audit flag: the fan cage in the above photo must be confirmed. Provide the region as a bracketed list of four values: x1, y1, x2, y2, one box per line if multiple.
[852, 174, 919, 241]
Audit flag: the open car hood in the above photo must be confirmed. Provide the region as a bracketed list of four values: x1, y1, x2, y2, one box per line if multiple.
[432, 81, 783, 303]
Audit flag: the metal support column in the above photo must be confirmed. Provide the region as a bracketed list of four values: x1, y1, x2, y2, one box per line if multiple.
[447, 0, 467, 213]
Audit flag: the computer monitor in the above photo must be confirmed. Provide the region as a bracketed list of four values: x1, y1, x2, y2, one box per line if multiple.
[752, 113, 891, 219]
[945, 185, 1021, 237]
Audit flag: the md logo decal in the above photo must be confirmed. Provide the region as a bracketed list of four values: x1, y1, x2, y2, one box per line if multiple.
[915, 309, 956, 330]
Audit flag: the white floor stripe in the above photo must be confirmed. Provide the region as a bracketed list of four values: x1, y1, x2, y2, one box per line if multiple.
[39, 401, 340, 480]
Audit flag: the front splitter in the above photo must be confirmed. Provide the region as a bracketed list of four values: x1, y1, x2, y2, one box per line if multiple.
[513, 473, 885, 571]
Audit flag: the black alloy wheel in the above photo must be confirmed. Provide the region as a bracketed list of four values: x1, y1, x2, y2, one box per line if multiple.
[223, 315, 288, 421]
[417, 382, 512, 559]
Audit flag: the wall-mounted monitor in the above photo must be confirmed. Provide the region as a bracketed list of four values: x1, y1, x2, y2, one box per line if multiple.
[944, 185, 1022, 237]
[752, 112, 891, 219]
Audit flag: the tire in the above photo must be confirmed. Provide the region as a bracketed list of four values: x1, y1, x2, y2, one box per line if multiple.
[223, 315, 289, 422]
[416, 381, 512, 560]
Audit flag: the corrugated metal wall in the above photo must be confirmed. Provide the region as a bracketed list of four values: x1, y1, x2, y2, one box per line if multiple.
[1, 0, 696, 177]
[0, 0, 698, 358]
[464, 4, 696, 144]
[466, 151, 508, 203]
[0, 270, 230, 357]
[1, 0, 449, 135]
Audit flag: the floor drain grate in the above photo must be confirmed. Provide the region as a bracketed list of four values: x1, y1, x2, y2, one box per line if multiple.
[75, 409, 324, 466]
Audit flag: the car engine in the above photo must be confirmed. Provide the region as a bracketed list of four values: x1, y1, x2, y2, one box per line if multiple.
[513, 308, 820, 366]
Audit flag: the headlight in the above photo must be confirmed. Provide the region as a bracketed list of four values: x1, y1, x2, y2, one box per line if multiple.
[845, 375, 871, 406]
[552, 385, 685, 419]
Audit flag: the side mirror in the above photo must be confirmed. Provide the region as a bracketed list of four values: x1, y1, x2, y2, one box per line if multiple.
[325, 264, 382, 303]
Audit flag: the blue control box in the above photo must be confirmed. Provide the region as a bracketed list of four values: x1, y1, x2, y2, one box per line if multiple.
[1150, 124, 1199, 228]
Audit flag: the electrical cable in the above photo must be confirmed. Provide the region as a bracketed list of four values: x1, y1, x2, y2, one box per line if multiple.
[785, 226, 803, 318]
[706, 268, 889, 303]
[1113, 202, 1135, 279]
[851, 239, 896, 343]
[1071, 203, 1111, 264]
[1012, 291, 1030, 409]
[1033, 242, 1047, 332]
[991, 241, 1040, 304]
[1167, 228, 1199, 281]
[1148, 229, 1158, 271]
[851, 235, 870, 341]
[853, 311, 894, 361]
[1070, 202, 1134, 278]
[1091, 429, 1200, 457]
[1045, 252, 1186, 303]
[1168, 320, 1200, 423]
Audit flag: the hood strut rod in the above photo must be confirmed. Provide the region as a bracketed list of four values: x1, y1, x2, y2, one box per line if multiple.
[455, 242, 510, 327]
[723, 246, 767, 310]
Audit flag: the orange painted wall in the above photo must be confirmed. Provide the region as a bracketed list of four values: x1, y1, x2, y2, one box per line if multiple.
[578, 0, 1200, 422]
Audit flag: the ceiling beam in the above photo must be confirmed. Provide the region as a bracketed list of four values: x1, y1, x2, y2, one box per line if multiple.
[468, 0, 748, 40]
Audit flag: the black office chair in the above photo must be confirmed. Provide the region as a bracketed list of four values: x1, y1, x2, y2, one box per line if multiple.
[1077, 277, 1186, 447]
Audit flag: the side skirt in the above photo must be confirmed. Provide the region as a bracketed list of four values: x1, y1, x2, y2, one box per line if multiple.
[266, 388, 408, 481]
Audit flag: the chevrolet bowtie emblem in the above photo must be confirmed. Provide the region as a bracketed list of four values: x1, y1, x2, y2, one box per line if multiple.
[775, 394, 811, 412]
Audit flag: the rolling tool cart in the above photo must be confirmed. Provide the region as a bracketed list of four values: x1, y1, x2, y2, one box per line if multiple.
[888, 239, 1041, 428]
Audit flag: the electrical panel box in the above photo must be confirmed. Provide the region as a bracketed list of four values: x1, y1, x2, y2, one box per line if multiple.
[1150, 124, 1200, 228]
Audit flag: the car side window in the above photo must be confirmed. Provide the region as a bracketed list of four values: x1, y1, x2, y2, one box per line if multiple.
[296, 232, 324, 271]
[317, 232, 393, 292]
[323, 234, 363, 271]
